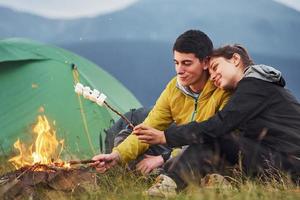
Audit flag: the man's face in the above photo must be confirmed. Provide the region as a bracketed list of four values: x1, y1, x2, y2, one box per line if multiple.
[174, 51, 207, 88]
[208, 56, 239, 90]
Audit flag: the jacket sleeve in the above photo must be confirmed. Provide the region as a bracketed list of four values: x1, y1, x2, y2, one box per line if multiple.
[165, 78, 272, 147]
[113, 80, 174, 163]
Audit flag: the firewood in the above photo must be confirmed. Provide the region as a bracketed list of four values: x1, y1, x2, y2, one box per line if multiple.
[0, 165, 97, 199]
[0, 178, 19, 197]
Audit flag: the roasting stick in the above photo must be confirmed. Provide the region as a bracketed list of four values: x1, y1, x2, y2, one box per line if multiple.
[74, 83, 134, 129]
[68, 159, 113, 166]
[103, 101, 134, 129]
[69, 159, 95, 165]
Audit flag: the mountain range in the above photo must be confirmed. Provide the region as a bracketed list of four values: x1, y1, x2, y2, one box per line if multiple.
[1, 0, 299, 106]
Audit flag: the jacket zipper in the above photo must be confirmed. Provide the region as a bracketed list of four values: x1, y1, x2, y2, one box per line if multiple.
[190, 97, 198, 121]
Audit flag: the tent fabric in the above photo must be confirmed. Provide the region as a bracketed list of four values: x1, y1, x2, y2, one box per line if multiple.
[0, 38, 141, 157]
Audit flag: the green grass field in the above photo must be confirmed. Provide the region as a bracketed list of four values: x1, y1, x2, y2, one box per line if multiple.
[1, 155, 299, 200]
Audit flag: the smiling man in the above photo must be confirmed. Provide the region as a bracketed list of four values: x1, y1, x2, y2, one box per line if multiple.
[91, 30, 231, 175]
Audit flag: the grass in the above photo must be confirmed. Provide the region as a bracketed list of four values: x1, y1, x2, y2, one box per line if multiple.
[1, 155, 300, 200]
[0, 154, 15, 175]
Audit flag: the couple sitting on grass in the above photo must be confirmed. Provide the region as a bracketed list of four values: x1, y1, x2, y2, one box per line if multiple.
[91, 30, 300, 198]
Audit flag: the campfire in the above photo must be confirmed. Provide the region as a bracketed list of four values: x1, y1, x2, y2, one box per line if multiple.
[8, 115, 68, 169]
[0, 114, 97, 199]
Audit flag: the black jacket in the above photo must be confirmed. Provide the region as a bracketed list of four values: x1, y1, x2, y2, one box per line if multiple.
[165, 77, 300, 157]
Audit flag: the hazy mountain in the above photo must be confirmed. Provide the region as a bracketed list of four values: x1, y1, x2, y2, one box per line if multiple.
[1, 0, 299, 106]
[1, 0, 300, 57]
[0, 7, 58, 41]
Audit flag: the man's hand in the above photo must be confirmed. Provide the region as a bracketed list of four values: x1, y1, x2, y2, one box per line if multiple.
[133, 124, 167, 145]
[136, 155, 164, 175]
[90, 151, 120, 173]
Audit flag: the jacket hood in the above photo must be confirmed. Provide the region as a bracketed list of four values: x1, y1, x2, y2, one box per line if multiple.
[176, 81, 198, 98]
[176, 78, 218, 100]
[244, 64, 286, 87]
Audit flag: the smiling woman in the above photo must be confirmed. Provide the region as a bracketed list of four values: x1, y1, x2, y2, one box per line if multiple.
[0, 0, 139, 19]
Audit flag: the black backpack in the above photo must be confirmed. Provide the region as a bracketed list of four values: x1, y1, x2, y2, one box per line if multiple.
[101, 107, 151, 153]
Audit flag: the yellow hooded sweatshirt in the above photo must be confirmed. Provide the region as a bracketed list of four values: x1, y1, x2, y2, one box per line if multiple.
[113, 77, 231, 163]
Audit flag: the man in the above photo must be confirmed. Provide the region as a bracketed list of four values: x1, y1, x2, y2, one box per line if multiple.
[91, 30, 231, 174]
[135, 44, 300, 197]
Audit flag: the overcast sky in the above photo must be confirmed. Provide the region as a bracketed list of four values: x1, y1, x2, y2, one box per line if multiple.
[0, 0, 139, 19]
[0, 0, 299, 19]
[274, 0, 300, 11]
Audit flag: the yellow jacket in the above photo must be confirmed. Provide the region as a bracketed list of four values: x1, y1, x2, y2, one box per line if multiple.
[113, 77, 231, 163]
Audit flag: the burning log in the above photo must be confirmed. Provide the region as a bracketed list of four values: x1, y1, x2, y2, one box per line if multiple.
[0, 164, 97, 199]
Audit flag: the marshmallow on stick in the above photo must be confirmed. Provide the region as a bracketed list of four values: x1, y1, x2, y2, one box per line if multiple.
[74, 83, 134, 129]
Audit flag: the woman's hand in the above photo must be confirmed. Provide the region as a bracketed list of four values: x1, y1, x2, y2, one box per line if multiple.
[133, 124, 166, 145]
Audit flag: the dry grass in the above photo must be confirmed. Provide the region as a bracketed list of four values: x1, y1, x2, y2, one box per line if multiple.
[1, 155, 299, 200]
[0, 155, 15, 175]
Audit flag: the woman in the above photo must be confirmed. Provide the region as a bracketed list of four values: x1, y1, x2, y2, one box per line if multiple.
[134, 44, 300, 197]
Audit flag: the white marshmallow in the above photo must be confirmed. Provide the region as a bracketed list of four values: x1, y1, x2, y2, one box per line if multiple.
[74, 83, 107, 106]
[74, 83, 84, 95]
[96, 93, 107, 106]
[89, 89, 100, 102]
[83, 86, 91, 99]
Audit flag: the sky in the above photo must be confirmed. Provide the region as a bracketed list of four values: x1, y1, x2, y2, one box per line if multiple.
[0, 0, 299, 19]
[0, 0, 139, 19]
[274, 0, 300, 11]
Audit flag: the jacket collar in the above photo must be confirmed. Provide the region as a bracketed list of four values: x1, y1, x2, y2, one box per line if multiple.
[176, 79, 217, 100]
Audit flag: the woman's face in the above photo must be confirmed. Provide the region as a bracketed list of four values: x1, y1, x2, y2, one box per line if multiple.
[208, 56, 240, 90]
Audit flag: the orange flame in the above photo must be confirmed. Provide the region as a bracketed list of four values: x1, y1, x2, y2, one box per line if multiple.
[9, 115, 67, 169]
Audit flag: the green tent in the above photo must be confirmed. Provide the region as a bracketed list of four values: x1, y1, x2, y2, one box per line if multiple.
[0, 38, 141, 158]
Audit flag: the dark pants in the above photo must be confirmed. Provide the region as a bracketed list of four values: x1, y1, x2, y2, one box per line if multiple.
[164, 133, 300, 190]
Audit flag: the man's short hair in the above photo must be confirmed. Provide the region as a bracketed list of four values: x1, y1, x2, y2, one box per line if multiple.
[173, 30, 213, 60]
